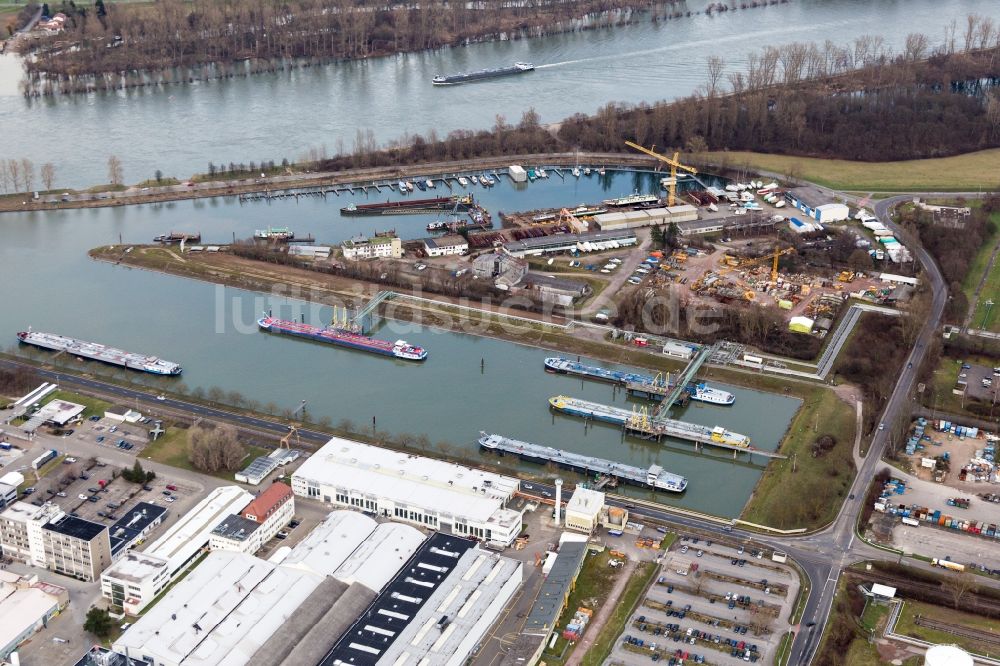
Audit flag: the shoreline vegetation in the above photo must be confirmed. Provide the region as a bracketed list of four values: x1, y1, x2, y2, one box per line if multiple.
[16, 0, 791, 96]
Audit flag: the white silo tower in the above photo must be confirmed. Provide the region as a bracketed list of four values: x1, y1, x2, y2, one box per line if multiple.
[924, 644, 974, 666]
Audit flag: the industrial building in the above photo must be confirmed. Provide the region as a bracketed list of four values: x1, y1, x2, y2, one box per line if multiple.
[342, 235, 403, 260]
[564, 488, 606, 534]
[104, 406, 143, 424]
[337, 537, 523, 666]
[785, 186, 850, 223]
[32, 399, 85, 427]
[592, 204, 698, 231]
[234, 455, 280, 485]
[0, 477, 17, 510]
[108, 502, 167, 559]
[210, 483, 294, 554]
[113, 550, 327, 666]
[472, 252, 528, 289]
[520, 273, 591, 306]
[503, 229, 637, 257]
[0, 571, 69, 660]
[100, 486, 251, 612]
[292, 436, 524, 546]
[107, 508, 524, 666]
[43, 514, 114, 581]
[662, 341, 696, 360]
[502, 537, 589, 666]
[0, 501, 111, 581]
[422, 235, 469, 257]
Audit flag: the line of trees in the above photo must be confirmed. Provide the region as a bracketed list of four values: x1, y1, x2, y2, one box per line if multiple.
[0, 158, 57, 194]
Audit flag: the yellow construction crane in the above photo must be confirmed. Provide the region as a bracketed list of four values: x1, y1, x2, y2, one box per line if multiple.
[624, 141, 698, 206]
[718, 247, 795, 284]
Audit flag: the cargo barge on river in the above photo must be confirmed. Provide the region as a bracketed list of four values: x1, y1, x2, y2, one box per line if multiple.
[341, 195, 472, 216]
[478, 432, 687, 492]
[433, 62, 534, 85]
[16, 329, 182, 375]
[544, 357, 734, 405]
[257, 316, 426, 361]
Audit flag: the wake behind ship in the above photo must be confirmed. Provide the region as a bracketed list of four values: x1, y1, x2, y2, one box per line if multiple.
[257, 316, 427, 361]
[433, 62, 534, 85]
[16, 329, 182, 375]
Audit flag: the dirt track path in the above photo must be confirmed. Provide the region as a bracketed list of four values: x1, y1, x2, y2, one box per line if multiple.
[565, 559, 637, 666]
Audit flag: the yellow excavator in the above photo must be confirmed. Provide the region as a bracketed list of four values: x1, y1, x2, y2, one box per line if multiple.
[718, 246, 795, 285]
[624, 141, 698, 206]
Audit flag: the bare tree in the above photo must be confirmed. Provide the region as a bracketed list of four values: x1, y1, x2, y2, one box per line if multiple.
[21, 158, 34, 193]
[944, 571, 979, 609]
[40, 162, 55, 190]
[187, 423, 246, 472]
[107, 155, 124, 186]
[706, 56, 725, 97]
[7, 159, 20, 193]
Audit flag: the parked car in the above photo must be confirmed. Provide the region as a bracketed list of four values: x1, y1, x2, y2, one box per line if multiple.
[142, 485, 153, 492]
[96, 436, 105, 443]
[88, 496, 99, 503]
[166, 484, 178, 491]
[162, 490, 172, 496]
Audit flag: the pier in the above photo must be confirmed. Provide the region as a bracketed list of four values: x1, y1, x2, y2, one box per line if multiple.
[654, 345, 713, 418]
[478, 433, 687, 492]
[548, 395, 786, 462]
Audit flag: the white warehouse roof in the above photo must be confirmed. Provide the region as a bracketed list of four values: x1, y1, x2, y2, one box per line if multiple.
[114, 550, 323, 666]
[144, 485, 252, 574]
[292, 437, 520, 524]
[281, 510, 424, 593]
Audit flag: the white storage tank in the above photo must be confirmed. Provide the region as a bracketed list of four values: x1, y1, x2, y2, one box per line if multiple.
[924, 645, 974, 666]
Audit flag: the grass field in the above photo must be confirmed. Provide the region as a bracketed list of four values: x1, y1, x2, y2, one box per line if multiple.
[694, 149, 1000, 192]
[895, 599, 1000, 657]
[45, 389, 112, 420]
[924, 354, 997, 416]
[143, 426, 269, 480]
[740, 387, 856, 530]
[579, 560, 657, 666]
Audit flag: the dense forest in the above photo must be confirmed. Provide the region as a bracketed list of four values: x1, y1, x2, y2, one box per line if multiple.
[17, 0, 790, 94]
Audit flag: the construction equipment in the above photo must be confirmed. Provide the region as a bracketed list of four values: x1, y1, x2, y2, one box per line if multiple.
[280, 425, 300, 449]
[625, 141, 698, 206]
[718, 247, 795, 284]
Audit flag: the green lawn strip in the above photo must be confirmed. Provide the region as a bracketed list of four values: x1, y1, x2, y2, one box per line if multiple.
[740, 387, 855, 530]
[894, 599, 1000, 656]
[542, 549, 621, 664]
[694, 149, 1000, 192]
[579, 560, 658, 666]
[19, 455, 67, 492]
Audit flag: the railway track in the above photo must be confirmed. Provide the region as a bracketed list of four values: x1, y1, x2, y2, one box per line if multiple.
[914, 616, 1000, 649]
[849, 569, 1000, 618]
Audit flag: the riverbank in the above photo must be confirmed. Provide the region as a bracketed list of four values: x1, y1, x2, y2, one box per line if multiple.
[0, 152, 658, 214]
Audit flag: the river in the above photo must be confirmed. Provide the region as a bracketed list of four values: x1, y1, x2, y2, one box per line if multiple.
[0, 170, 803, 516]
[0, 0, 994, 187]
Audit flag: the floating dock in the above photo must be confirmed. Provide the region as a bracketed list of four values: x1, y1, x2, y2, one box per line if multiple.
[340, 195, 470, 216]
[548, 395, 786, 460]
[478, 432, 687, 492]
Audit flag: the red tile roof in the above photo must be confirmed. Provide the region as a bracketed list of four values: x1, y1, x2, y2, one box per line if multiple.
[242, 482, 292, 523]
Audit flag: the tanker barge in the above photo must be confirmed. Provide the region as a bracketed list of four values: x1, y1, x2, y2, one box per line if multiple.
[548, 395, 751, 448]
[16, 329, 182, 375]
[544, 357, 734, 405]
[478, 432, 687, 492]
[257, 316, 427, 361]
[341, 195, 471, 216]
[433, 61, 534, 85]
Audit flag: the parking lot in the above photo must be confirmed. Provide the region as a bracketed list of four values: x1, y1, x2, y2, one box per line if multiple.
[80, 414, 153, 456]
[608, 534, 798, 666]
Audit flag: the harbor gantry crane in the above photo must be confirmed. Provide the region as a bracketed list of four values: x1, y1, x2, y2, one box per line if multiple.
[624, 141, 698, 206]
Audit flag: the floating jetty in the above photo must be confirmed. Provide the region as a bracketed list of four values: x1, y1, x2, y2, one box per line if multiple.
[548, 395, 786, 460]
[479, 433, 687, 492]
[544, 357, 734, 405]
[154, 231, 200, 244]
[17, 329, 182, 375]
[340, 195, 471, 216]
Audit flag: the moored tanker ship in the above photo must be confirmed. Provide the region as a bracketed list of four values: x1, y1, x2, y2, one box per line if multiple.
[257, 316, 427, 361]
[16, 329, 182, 375]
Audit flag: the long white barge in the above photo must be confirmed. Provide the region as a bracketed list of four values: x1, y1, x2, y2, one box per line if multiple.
[16, 329, 182, 376]
[478, 432, 687, 492]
